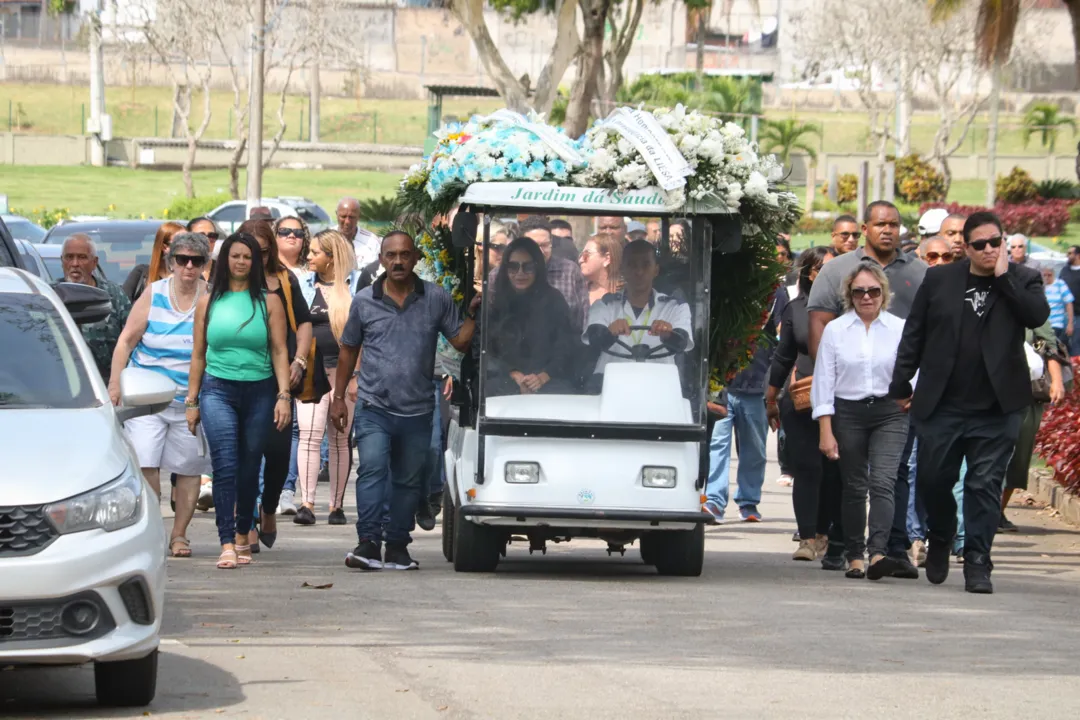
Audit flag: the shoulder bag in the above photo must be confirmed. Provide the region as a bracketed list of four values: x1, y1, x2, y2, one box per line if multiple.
[788, 368, 813, 412]
[278, 270, 330, 403]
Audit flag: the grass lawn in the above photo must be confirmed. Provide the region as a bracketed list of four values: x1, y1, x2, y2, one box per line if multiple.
[0, 83, 503, 147]
[0, 166, 401, 219]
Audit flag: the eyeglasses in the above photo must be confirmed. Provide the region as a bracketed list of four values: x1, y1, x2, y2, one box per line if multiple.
[834, 231, 862, 241]
[277, 227, 304, 238]
[967, 236, 1003, 251]
[924, 252, 954, 262]
[851, 286, 883, 299]
[205, 232, 220, 241]
[172, 254, 207, 268]
[506, 261, 536, 275]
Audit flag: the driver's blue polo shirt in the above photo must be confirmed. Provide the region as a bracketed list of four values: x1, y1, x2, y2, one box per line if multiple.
[583, 289, 693, 375]
[340, 273, 463, 416]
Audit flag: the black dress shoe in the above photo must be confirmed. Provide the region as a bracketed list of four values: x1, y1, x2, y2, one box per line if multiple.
[890, 556, 920, 580]
[821, 554, 847, 571]
[998, 514, 1019, 533]
[328, 508, 347, 525]
[416, 500, 437, 531]
[866, 556, 900, 581]
[963, 553, 994, 594]
[293, 506, 316, 525]
[925, 537, 951, 585]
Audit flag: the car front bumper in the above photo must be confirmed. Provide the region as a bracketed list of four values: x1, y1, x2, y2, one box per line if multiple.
[0, 503, 166, 665]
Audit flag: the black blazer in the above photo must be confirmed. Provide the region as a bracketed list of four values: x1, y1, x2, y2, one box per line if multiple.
[889, 259, 1050, 420]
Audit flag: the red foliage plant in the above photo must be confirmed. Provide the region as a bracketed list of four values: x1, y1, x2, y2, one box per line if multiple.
[919, 199, 1075, 237]
[1034, 359, 1080, 496]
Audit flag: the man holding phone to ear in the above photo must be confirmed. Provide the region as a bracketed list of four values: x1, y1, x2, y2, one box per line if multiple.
[890, 212, 1049, 594]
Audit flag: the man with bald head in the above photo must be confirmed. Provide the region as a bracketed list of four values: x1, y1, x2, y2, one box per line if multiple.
[939, 213, 967, 258]
[337, 197, 382, 271]
[597, 216, 628, 245]
[61, 233, 131, 380]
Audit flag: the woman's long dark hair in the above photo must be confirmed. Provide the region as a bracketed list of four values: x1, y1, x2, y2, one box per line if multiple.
[493, 237, 549, 305]
[797, 246, 834, 297]
[238, 219, 282, 275]
[205, 232, 270, 357]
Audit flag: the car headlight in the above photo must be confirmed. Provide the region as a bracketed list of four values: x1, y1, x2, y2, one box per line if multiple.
[505, 462, 540, 484]
[45, 468, 143, 534]
[642, 466, 677, 488]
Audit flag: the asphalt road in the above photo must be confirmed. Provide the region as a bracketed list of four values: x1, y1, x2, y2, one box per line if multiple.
[5, 445, 1080, 719]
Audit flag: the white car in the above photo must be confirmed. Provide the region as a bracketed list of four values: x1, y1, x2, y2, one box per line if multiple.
[207, 197, 332, 235]
[0, 268, 175, 707]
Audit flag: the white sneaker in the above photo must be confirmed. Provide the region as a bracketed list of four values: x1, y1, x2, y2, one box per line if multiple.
[278, 489, 298, 516]
[196, 481, 214, 511]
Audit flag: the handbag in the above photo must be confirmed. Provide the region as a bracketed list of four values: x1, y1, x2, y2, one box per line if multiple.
[788, 368, 813, 412]
[1031, 336, 1074, 402]
[278, 271, 330, 404]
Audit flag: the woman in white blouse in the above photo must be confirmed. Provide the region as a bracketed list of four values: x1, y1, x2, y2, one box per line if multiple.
[812, 263, 909, 581]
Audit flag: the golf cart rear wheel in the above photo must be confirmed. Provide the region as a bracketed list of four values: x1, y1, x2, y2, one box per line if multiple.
[95, 649, 158, 707]
[442, 485, 455, 563]
[639, 534, 659, 565]
[453, 505, 501, 572]
[652, 525, 705, 577]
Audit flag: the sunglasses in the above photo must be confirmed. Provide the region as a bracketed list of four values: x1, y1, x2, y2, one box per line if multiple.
[835, 231, 862, 240]
[967, 236, 1003, 251]
[507, 261, 536, 275]
[172, 254, 207, 268]
[924, 251, 954, 262]
[851, 286, 883, 299]
[476, 242, 508, 253]
[277, 227, 304, 238]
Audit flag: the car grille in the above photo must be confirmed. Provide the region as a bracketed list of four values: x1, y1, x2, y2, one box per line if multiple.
[0, 593, 116, 645]
[0, 604, 63, 640]
[0, 505, 59, 557]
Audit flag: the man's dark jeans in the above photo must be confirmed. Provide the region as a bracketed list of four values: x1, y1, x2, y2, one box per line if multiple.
[916, 409, 1022, 557]
[199, 375, 276, 545]
[353, 403, 433, 548]
[888, 418, 918, 559]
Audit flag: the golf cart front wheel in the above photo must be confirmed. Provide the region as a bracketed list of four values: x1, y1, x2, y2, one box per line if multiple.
[453, 506, 501, 573]
[442, 485, 455, 563]
[652, 525, 705, 577]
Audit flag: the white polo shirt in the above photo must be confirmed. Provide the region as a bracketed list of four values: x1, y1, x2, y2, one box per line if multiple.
[584, 289, 694, 375]
[348, 227, 383, 270]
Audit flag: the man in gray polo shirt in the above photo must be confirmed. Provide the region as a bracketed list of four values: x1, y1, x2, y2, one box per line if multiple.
[807, 200, 928, 579]
[331, 231, 476, 571]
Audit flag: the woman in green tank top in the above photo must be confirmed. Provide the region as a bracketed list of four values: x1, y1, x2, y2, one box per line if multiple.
[186, 232, 292, 570]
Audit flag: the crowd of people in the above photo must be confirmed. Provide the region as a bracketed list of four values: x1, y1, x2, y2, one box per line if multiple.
[56, 191, 1074, 590]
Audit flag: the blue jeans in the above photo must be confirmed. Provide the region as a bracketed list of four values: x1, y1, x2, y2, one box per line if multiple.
[353, 404, 433, 547]
[705, 391, 769, 514]
[285, 412, 300, 493]
[906, 437, 927, 541]
[199, 375, 276, 545]
[421, 380, 445, 499]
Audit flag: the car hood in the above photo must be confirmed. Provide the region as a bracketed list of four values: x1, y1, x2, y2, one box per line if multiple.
[0, 405, 131, 505]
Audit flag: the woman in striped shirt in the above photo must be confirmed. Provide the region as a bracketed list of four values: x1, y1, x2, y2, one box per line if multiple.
[109, 232, 213, 559]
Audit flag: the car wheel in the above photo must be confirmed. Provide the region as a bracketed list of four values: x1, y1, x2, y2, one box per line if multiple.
[653, 525, 705, 577]
[442, 485, 455, 563]
[452, 504, 501, 573]
[639, 533, 659, 566]
[95, 648, 158, 707]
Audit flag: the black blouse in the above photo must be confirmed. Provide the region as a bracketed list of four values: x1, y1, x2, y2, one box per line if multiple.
[486, 284, 577, 387]
[768, 294, 814, 389]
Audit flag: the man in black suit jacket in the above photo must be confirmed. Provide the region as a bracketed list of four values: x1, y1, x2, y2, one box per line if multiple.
[889, 211, 1050, 594]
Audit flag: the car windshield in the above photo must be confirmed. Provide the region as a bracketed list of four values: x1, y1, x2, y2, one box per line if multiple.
[6, 219, 47, 243]
[296, 205, 330, 224]
[46, 224, 159, 285]
[476, 214, 707, 428]
[0, 294, 98, 409]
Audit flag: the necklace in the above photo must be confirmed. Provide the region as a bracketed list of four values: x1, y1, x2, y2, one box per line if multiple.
[170, 277, 201, 313]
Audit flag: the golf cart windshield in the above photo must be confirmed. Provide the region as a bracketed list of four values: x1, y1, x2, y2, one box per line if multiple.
[471, 202, 715, 434]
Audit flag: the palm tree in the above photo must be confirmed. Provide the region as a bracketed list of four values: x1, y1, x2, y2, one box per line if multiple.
[758, 118, 822, 167]
[1022, 102, 1077, 152]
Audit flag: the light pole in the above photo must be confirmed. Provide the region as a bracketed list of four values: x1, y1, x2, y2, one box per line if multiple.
[89, 0, 106, 167]
[246, 0, 266, 211]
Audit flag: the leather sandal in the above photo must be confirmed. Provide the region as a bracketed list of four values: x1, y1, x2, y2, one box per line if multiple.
[170, 536, 192, 558]
[216, 547, 238, 569]
[235, 544, 254, 565]
[846, 559, 866, 579]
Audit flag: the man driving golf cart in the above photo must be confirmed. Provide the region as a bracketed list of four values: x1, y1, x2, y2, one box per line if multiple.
[583, 240, 694, 391]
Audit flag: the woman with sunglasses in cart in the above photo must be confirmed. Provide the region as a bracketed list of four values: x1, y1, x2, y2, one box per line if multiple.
[812, 263, 909, 582]
[108, 232, 213, 559]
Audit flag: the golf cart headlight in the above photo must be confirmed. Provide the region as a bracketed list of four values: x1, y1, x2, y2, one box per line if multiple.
[505, 462, 540, 484]
[642, 466, 677, 488]
[46, 468, 143, 534]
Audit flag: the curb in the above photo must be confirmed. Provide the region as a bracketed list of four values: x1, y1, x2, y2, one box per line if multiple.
[1028, 468, 1080, 528]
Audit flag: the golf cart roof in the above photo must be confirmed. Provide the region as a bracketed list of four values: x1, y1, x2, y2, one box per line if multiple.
[459, 182, 737, 216]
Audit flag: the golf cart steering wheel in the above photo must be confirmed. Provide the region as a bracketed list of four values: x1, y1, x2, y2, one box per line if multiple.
[602, 325, 677, 362]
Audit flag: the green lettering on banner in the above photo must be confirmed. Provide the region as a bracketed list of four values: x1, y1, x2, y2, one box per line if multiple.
[510, 186, 524, 200]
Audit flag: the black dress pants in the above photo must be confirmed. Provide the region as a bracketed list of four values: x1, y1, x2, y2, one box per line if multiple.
[915, 408, 1022, 557]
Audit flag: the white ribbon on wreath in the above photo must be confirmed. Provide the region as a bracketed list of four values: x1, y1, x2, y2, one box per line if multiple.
[480, 109, 585, 167]
[597, 107, 694, 191]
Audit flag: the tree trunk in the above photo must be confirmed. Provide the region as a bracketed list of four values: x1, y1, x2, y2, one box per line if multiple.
[564, 0, 610, 137]
[986, 61, 1001, 207]
[449, 0, 530, 111]
[532, 0, 582, 113]
[1064, 0, 1080, 90]
[602, 0, 644, 110]
[309, 61, 321, 143]
[228, 137, 247, 200]
[695, 11, 706, 90]
[183, 136, 197, 199]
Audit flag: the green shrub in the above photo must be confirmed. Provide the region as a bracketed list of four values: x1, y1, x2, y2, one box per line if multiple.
[1069, 202, 1080, 225]
[10, 206, 71, 229]
[795, 214, 834, 234]
[894, 154, 946, 204]
[166, 193, 231, 222]
[1036, 178, 1080, 200]
[996, 167, 1039, 204]
[822, 173, 858, 204]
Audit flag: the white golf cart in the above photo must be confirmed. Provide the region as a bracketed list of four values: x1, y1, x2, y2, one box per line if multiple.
[441, 181, 742, 575]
